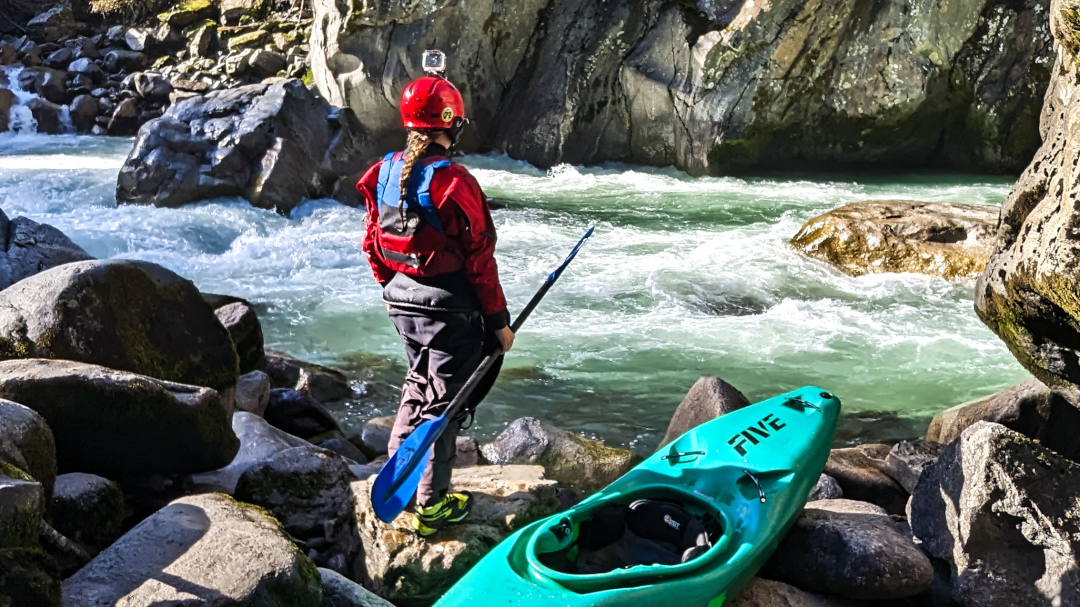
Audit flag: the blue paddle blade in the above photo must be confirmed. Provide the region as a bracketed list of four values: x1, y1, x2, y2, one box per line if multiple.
[371, 415, 445, 523]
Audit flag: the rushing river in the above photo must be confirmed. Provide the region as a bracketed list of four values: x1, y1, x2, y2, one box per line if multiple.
[0, 133, 1029, 453]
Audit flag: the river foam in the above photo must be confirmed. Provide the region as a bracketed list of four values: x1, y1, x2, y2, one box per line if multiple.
[0, 133, 1028, 451]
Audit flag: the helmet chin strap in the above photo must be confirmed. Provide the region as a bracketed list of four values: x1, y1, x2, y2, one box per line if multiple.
[447, 117, 466, 153]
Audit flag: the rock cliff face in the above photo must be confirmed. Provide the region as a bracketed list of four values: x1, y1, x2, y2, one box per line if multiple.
[975, 0, 1080, 397]
[311, 0, 1052, 174]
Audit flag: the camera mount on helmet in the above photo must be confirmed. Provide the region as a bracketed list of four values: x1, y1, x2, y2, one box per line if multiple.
[422, 50, 447, 76]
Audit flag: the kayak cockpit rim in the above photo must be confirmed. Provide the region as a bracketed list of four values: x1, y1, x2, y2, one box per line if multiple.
[524, 485, 735, 590]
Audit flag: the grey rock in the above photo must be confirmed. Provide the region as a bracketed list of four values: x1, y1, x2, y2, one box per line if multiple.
[358, 415, 394, 459]
[318, 567, 395, 607]
[67, 58, 103, 84]
[824, 444, 909, 515]
[927, 379, 1080, 461]
[0, 89, 14, 133]
[48, 473, 124, 552]
[316, 436, 368, 465]
[188, 412, 309, 495]
[807, 473, 842, 501]
[235, 445, 353, 538]
[22, 67, 66, 105]
[0, 259, 240, 391]
[44, 47, 72, 70]
[0, 42, 17, 66]
[61, 493, 322, 607]
[124, 28, 155, 52]
[221, 0, 269, 24]
[481, 417, 639, 492]
[116, 79, 374, 215]
[455, 435, 481, 467]
[131, 72, 172, 103]
[103, 50, 147, 74]
[0, 474, 44, 549]
[0, 359, 238, 477]
[158, 1, 217, 28]
[71, 38, 99, 61]
[880, 439, 945, 493]
[107, 98, 140, 136]
[235, 370, 271, 416]
[659, 376, 750, 447]
[27, 5, 75, 41]
[265, 388, 341, 440]
[353, 465, 559, 604]
[261, 351, 352, 403]
[0, 399, 56, 497]
[26, 98, 63, 135]
[248, 49, 288, 79]
[186, 20, 218, 58]
[910, 421, 1080, 606]
[762, 499, 933, 600]
[727, 577, 851, 607]
[216, 301, 265, 374]
[68, 94, 98, 133]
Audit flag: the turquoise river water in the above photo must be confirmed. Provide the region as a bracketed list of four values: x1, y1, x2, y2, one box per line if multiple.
[0, 134, 1029, 453]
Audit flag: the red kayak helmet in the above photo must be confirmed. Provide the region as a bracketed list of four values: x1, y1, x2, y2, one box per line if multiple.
[400, 75, 465, 129]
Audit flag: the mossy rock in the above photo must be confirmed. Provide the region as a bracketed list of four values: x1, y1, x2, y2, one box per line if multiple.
[0, 547, 60, 607]
[0, 359, 238, 478]
[0, 475, 44, 550]
[48, 473, 125, 551]
[0, 399, 56, 497]
[158, 0, 217, 28]
[0, 259, 239, 392]
[227, 29, 268, 51]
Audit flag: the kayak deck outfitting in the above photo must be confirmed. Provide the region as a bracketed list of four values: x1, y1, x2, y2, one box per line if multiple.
[434, 386, 841, 606]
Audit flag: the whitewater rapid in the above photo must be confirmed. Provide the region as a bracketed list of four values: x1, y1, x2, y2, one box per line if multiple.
[0, 134, 1027, 452]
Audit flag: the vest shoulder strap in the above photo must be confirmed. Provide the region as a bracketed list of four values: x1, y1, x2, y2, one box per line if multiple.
[376, 152, 453, 232]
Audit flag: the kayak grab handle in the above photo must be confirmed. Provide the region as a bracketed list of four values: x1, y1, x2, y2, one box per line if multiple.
[663, 450, 706, 461]
[742, 470, 766, 503]
[784, 397, 821, 412]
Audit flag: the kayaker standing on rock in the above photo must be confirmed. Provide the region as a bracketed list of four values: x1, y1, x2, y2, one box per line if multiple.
[356, 50, 514, 537]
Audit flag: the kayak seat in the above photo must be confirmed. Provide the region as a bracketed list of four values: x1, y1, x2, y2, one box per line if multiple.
[573, 499, 716, 575]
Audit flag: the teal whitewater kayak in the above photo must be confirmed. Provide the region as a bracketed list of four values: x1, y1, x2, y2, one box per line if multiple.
[434, 386, 840, 606]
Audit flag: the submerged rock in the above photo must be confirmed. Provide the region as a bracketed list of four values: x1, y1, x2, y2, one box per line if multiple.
[792, 200, 998, 279]
[927, 378, 1080, 461]
[62, 493, 322, 607]
[658, 376, 750, 447]
[0, 207, 93, 292]
[0, 259, 239, 391]
[48, 473, 125, 553]
[311, 0, 1050, 174]
[0, 399, 56, 497]
[0, 359, 238, 477]
[481, 417, 639, 492]
[909, 421, 1080, 606]
[354, 465, 559, 604]
[763, 499, 933, 599]
[116, 79, 373, 215]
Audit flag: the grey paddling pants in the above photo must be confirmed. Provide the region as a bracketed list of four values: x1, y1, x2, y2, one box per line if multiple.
[387, 307, 485, 508]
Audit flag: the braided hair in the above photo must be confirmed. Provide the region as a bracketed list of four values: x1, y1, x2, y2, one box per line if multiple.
[397, 129, 434, 227]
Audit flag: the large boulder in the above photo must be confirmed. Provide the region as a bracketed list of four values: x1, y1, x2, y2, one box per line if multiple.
[0, 547, 60, 607]
[823, 444, 909, 515]
[792, 200, 998, 279]
[481, 417, 639, 492]
[975, 1, 1080, 398]
[312, 0, 1049, 175]
[48, 473, 125, 553]
[260, 352, 353, 403]
[235, 445, 353, 538]
[909, 421, 1080, 606]
[926, 378, 1080, 460]
[116, 79, 374, 215]
[0, 359, 238, 477]
[0, 259, 240, 391]
[658, 376, 750, 447]
[188, 411, 310, 495]
[762, 499, 933, 600]
[61, 493, 322, 607]
[727, 577, 851, 607]
[354, 465, 559, 605]
[0, 208, 93, 291]
[0, 399, 56, 497]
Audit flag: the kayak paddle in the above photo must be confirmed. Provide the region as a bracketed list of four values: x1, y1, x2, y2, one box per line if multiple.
[371, 226, 596, 523]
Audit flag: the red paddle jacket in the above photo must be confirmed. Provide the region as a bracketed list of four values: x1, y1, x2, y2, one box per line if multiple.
[357, 150, 509, 328]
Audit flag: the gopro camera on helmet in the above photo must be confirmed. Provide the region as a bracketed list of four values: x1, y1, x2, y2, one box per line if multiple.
[422, 50, 446, 75]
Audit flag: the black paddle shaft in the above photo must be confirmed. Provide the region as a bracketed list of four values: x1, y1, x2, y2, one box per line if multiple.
[436, 228, 593, 427]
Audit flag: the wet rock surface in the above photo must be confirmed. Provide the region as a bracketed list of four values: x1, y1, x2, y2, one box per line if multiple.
[0, 359, 238, 477]
[261, 351, 353, 403]
[116, 79, 373, 214]
[265, 388, 341, 439]
[0, 208, 93, 291]
[792, 200, 999, 280]
[763, 499, 934, 600]
[910, 421, 1080, 606]
[481, 417, 639, 492]
[62, 492, 322, 607]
